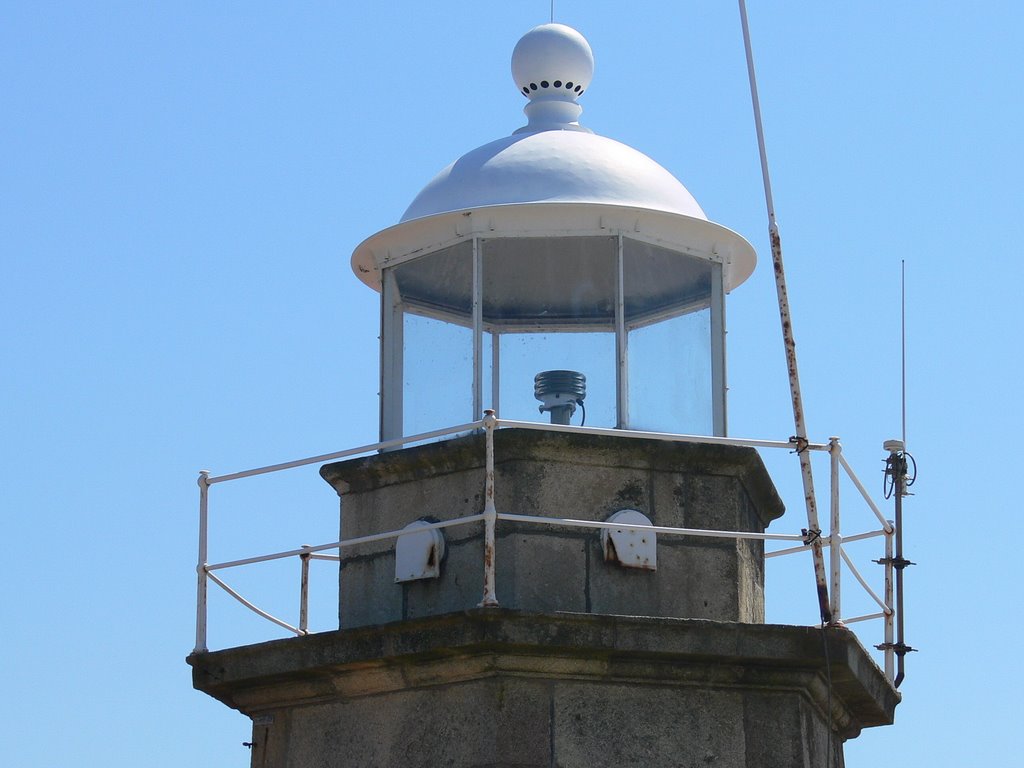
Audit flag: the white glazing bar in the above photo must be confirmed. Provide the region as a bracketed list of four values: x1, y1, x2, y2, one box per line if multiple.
[829, 437, 842, 621]
[711, 260, 727, 436]
[194, 470, 210, 653]
[615, 235, 628, 428]
[491, 333, 500, 416]
[472, 237, 483, 421]
[380, 268, 404, 443]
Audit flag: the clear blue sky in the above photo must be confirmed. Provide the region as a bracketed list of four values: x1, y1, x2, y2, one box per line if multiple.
[3, 2, 1021, 765]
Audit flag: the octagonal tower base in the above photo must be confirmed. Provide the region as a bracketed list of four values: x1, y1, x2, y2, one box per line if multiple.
[188, 430, 898, 766]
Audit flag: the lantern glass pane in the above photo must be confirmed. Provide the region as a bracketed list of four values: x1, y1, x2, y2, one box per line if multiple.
[628, 309, 712, 434]
[482, 236, 617, 426]
[391, 243, 474, 438]
[490, 331, 615, 427]
[402, 312, 473, 437]
[624, 240, 714, 434]
[392, 241, 474, 322]
[482, 237, 616, 328]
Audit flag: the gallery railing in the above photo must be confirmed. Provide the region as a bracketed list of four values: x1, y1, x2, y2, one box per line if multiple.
[194, 412, 906, 683]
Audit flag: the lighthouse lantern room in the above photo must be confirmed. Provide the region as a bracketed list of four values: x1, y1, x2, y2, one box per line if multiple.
[351, 24, 756, 441]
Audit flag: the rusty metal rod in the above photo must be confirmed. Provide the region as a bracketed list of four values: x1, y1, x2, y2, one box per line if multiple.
[738, 0, 831, 623]
[480, 410, 499, 607]
[829, 438, 842, 620]
[299, 545, 311, 635]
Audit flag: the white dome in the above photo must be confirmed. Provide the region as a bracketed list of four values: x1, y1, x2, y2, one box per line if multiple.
[401, 130, 707, 222]
[353, 22, 756, 295]
[401, 23, 705, 223]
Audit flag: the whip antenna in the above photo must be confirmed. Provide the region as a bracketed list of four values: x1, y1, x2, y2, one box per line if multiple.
[737, 0, 832, 624]
[902, 259, 907, 447]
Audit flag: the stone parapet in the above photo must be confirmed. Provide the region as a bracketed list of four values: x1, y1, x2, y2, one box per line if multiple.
[320, 429, 785, 627]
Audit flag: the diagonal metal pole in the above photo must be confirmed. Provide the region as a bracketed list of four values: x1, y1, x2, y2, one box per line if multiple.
[738, 0, 832, 624]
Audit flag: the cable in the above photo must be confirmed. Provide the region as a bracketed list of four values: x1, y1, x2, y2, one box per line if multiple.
[883, 451, 917, 499]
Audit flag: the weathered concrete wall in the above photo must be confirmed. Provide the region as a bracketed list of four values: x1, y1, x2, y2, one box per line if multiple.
[189, 611, 898, 768]
[320, 430, 785, 628]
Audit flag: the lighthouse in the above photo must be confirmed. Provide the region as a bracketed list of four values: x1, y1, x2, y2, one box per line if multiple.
[189, 23, 898, 767]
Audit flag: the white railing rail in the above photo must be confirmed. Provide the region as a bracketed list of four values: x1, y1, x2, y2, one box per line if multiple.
[194, 414, 898, 680]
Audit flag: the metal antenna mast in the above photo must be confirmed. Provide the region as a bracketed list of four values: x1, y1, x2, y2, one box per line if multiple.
[737, 0, 832, 624]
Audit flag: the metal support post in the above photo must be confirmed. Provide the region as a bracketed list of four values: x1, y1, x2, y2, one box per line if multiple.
[877, 444, 914, 687]
[615, 235, 628, 429]
[472, 237, 483, 421]
[479, 410, 499, 607]
[883, 521, 895, 681]
[828, 437, 842, 623]
[194, 470, 210, 653]
[738, 0, 831, 623]
[299, 544, 311, 635]
[892, 450, 911, 687]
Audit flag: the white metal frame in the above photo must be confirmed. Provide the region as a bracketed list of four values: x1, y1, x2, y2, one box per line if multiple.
[194, 416, 897, 681]
[379, 233, 728, 441]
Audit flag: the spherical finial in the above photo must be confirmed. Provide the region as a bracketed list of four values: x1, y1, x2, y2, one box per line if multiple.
[512, 23, 594, 102]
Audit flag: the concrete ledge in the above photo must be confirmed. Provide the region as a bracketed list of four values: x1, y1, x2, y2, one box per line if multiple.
[189, 609, 897, 740]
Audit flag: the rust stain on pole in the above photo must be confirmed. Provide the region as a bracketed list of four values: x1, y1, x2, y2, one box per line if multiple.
[770, 225, 832, 625]
[479, 410, 499, 607]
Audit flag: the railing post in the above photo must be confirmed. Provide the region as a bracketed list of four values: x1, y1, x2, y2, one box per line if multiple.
[828, 437, 841, 623]
[479, 410, 499, 607]
[194, 470, 210, 653]
[299, 544, 311, 635]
